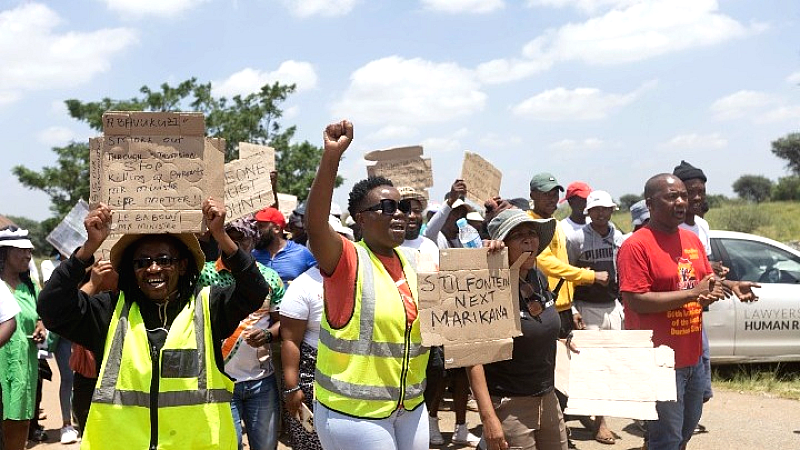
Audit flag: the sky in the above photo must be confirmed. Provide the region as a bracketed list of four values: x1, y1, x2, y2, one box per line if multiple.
[1, 0, 798, 222]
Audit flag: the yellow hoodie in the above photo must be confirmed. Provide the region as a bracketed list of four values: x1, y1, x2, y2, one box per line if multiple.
[527, 210, 595, 311]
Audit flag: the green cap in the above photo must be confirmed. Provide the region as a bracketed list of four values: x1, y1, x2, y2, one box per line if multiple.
[529, 172, 564, 192]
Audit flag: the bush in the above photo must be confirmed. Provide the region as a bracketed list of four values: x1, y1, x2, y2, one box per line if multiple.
[708, 204, 770, 234]
[772, 176, 800, 201]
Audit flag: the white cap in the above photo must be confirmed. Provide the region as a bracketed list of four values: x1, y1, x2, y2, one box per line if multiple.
[330, 203, 343, 217]
[583, 190, 618, 214]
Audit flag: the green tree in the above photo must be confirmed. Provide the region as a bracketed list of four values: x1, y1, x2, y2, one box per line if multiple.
[14, 78, 339, 226]
[618, 193, 643, 211]
[772, 175, 800, 201]
[771, 132, 800, 176]
[12, 143, 90, 217]
[732, 174, 773, 203]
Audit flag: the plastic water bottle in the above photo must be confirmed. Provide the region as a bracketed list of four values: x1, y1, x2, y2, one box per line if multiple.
[456, 218, 482, 248]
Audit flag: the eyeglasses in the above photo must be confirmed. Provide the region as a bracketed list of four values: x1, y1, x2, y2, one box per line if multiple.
[133, 256, 181, 270]
[359, 199, 412, 216]
[506, 229, 539, 241]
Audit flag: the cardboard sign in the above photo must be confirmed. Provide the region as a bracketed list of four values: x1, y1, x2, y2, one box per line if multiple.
[417, 248, 525, 368]
[461, 151, 502, 205]
[277, 193, 298, 221]
[223, 146, 275, 223]
[365, 146, 433, 199]
[555, 330, 677, 420]
[46, 199, 90, 257]
[238, 142, 276, 171]
[90, 111, 225, 234]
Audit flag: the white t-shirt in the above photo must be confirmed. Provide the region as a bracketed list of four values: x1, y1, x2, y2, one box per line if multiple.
[561, 216, 590, 235]
[0, 284, 20, 323]
[403, 235, 440, 271]
[279, 267, 324, 349]
[680, 216, 712, 257]
[223, 307, 274, 382]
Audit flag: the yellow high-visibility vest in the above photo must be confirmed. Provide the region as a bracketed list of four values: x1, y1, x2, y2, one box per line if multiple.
[82, 288, 236, 450]
[315, 241, 429, 419]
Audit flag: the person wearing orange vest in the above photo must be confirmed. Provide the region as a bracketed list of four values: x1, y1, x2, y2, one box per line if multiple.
[38, 198, 271, 450]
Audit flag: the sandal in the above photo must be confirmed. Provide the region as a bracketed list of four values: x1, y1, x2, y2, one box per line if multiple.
[595, 430, 616, 445]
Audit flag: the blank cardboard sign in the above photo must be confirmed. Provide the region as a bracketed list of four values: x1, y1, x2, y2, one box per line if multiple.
[555, 330, 677, 420]
[417, 248, 526, 368]
[90, 111, 224, 234]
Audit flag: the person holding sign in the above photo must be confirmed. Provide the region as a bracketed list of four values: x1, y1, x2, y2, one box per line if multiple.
[37, 198, 272, 450]
[467, 209, 569, 450]
[305, 120, 431, 450]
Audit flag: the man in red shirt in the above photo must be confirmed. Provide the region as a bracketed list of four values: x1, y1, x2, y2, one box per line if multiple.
[618, 173, 724, 450]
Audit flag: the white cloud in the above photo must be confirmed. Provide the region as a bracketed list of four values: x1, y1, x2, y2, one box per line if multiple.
[281, 0, 357, 17]
[101, 0, 207, 17]
[758, 105, 800, 124]
[480, 0, 762, 84]
[527, 0, 640, 14]
[0, 91, 21, 107]
[710, 90, 777, 120]
[786, 71, 800, 85]
[512, 80, 655, 120]
[0, 3, 137, 106]
[421, 0, 505, 14]
[37, 126, 78, 146]
[660, 133, 727, 149]
[549, 137, 606, 150]
[364, 125, 420, 142]
[477, 133, 523, 149]
[421, 128, 469, 154]
[332, 56, 486, 126]
[213, 61, 318, 98]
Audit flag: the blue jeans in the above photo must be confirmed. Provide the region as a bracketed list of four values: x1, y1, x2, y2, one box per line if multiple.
[648, 358, 705, 450]
[54, 337, 74, 423]
[701, 327, 713, 401]
[231, 375, 279, 450]
[314, 401, 429, 450]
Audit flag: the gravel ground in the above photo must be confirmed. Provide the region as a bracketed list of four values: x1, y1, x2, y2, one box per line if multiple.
[34, 370, 800, 450]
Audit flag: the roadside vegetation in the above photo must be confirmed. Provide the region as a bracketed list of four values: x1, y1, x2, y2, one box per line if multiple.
[712, 362, 800, 401]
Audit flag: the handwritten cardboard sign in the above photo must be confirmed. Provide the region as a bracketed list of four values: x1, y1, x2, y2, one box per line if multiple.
[224, 145, 275, 223]
[90, 111, 225, 234]
[365, 146, 433, 199]
[417, 248, 525, 368]
[238, 142, 276, 170]
[555, 330, 677, 420]
[46, 199, 90, 257]
[461, 151, 502, 205]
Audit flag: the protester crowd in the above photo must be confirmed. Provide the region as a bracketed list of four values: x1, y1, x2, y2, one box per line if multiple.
[0, 119, 761, 450]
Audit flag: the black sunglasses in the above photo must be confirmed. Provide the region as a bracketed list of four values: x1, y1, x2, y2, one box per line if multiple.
[133, 256, 181, 270]
[359, 199, 412, 216]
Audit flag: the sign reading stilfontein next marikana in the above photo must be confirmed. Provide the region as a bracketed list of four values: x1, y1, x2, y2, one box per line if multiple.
[417, 248, 527, 369]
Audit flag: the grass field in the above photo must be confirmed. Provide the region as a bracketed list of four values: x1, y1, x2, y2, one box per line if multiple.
[602, 200, 800, 243]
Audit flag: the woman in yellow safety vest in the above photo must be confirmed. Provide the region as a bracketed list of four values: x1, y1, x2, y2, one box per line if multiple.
[304, 120, 431, 449]
[38, 198, 271, 450]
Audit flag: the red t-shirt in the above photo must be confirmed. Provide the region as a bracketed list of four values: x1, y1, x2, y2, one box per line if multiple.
[322, 236, 417, 329]
[618, 227, 711, 368]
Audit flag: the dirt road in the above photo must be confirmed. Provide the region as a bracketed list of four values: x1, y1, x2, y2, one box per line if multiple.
[33, 369, 800, 449]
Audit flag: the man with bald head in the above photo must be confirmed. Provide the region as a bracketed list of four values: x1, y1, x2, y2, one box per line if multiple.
[618, 174, 724, 450]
